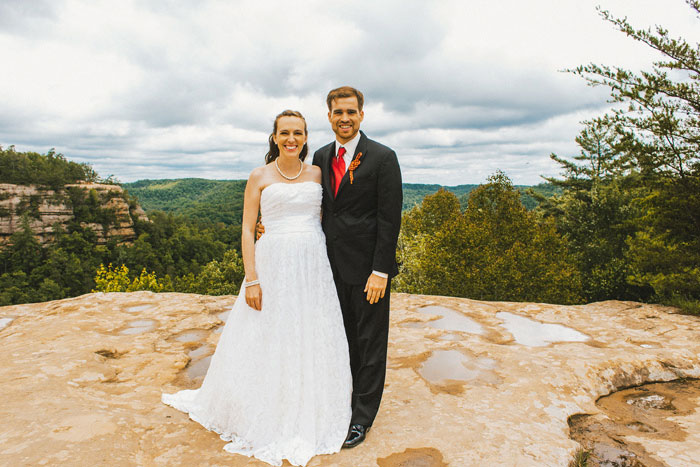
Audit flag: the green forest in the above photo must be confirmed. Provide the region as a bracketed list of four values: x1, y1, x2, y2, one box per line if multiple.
[124, 179, 247, 225]
[123, 179, 556, 223]
[1, 3, 698, 314]
[0, 150, 556, 307]
[0, 145, 244, 305]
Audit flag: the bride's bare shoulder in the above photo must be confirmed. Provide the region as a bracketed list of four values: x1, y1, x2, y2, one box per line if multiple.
[305, 164, 322, 183]
[247, 165, 271, 190]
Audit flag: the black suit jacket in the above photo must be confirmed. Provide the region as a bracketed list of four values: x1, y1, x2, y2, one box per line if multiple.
[312, 131, 403, 284]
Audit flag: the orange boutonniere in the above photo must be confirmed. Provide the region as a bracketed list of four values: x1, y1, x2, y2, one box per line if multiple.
[348, 152, 363, 184]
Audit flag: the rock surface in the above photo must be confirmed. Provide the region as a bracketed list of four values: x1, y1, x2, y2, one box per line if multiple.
[569, 379, 700, 466]
[0, 182, 147, 245]
[1, 292, 698, 466]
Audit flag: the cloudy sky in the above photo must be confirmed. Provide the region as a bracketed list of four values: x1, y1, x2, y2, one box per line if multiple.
[1, 0, 698, 185]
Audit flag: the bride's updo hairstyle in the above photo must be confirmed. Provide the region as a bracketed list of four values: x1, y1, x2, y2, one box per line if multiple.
[265, 110, 309, 164]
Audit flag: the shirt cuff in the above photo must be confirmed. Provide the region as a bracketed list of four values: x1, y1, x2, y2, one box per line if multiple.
[372, 270, 388, 279]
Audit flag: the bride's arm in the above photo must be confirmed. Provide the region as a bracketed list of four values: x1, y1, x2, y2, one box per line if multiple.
[241, 168, 264, 311]
[310, 165, 323, 221]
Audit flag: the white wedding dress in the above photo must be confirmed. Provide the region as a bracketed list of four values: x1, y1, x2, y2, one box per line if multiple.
[162, 181, 352, 466]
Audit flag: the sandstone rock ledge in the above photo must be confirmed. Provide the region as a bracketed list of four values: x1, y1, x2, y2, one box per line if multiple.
[0, 182, 147, 246]
[1, 292, 699, 466]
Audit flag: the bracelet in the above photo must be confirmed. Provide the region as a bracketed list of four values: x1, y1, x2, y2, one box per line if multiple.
[244, 279, 260, 288]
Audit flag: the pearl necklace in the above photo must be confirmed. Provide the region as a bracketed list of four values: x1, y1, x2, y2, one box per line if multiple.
[275, 158, 304, 180]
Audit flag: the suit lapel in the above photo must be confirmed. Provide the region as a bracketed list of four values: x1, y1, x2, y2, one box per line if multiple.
[336, 132, 368, 199]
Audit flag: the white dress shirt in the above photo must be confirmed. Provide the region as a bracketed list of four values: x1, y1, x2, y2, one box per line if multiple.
[334, 132, 360, 169]
[334, 132, 388, 280]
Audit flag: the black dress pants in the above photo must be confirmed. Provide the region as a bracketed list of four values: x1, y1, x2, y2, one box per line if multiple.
[331, 263, 391, 427]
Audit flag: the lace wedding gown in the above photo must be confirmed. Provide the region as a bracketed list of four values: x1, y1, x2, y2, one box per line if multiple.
[162, 182, 352, 466]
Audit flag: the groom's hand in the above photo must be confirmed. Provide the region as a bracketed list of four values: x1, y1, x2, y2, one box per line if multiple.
[364, 273, 388, 304]
[256, 221, 265, 240]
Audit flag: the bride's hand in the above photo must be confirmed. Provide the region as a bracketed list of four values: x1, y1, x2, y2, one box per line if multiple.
[245, 284, 262, 311]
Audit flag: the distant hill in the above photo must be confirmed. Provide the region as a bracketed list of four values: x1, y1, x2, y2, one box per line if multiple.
[402, 183, 560, 211]
[124, 179, 246, 225]
[401, 184, 477, 210]
[123, 179, 560, 226]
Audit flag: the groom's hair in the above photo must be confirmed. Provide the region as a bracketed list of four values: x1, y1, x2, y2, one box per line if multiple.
[326, 86, 364, 111]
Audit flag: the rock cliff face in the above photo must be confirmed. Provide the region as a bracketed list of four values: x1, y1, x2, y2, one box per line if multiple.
[0, 182, 148, 245]
[0, 293, 698, 466]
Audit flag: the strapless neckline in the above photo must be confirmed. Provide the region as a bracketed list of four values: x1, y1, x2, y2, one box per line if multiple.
[261, 181, 321, 195]
[258, 180, 322, 236]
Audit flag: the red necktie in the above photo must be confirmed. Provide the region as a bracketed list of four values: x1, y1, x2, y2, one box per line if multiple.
[332, 147, 346, 197]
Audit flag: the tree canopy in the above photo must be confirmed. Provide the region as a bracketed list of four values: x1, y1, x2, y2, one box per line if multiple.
[540, 0, 700, 313]
[0, 145, 105, 189]
[396, 173, 582, 304]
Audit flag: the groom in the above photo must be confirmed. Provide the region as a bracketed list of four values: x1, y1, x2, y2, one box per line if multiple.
[313, 86, 402, 448]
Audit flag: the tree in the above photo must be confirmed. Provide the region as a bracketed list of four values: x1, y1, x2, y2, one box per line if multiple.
[0, 217, 43, 274]
[174, 249, 245, 295]
[396, 173, 582, 304]
[461, 172, 582, 303]
[563, 0, 700, 312]
[0, 146, 95, 188]
[395, 188, 466, 295]
[570, 2, 700, 179]
[540, 118, 647, 301]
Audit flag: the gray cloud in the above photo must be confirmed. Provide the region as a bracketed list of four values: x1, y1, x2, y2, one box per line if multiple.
[0, 0, 57, 33]
[0, 0, 696, 184]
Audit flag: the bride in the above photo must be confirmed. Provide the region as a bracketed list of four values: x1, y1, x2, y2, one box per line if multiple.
[162, 110, 352, 466]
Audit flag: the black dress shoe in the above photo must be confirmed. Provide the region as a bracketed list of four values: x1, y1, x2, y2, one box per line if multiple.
[343, 424, 370, 448]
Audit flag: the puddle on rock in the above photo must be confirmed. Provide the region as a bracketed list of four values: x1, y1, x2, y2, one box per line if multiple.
[496, 311, 588, 346]
[626, 393, 675, 411]
[188, 344, 213, 359]
[118, 319, 158, 335]
[377, 447, 448, 467]
[125, 305, 154, 313]
[171, 332, 216, 386]
[404, 305, 484, 335]
[0, 317, 15, 332]
[419, 350, 479, 383]
[569, 379, 700, 467]
[186, 356, 212, 381]
[418, 349, 500, 393]
[174, 330, 209, 343]
[438, 333, 462, 341]
[631, 339, 661, 349]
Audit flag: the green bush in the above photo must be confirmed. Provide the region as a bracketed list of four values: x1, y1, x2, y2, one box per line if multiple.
[396, 173, 582, 304]
[93, 263, 172, 293]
